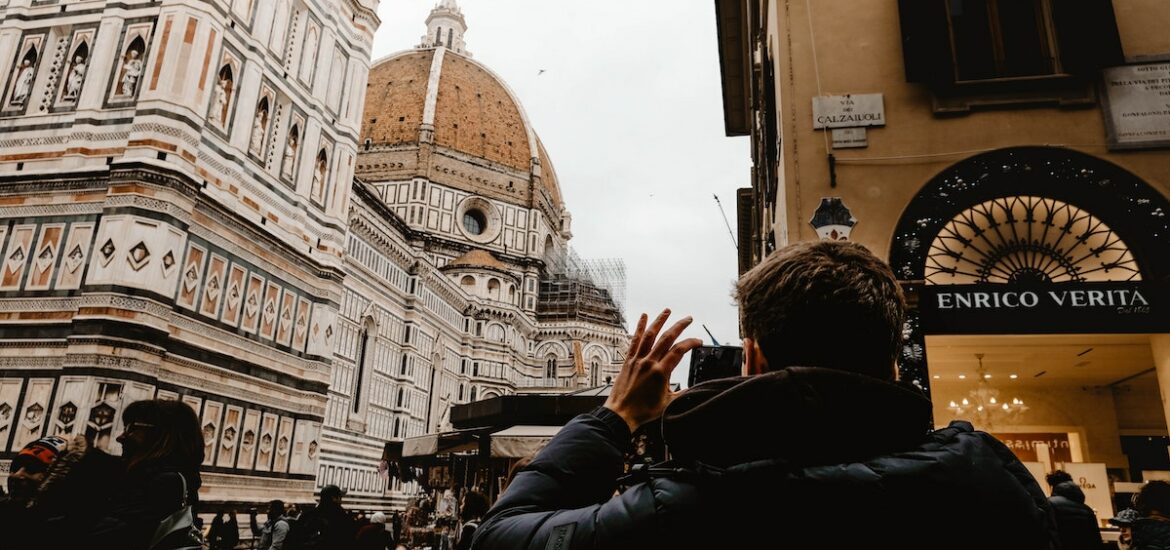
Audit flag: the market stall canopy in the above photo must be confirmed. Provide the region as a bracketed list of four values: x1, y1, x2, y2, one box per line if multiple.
[403, 427, 489, 457]
[490, 425, 564, 458]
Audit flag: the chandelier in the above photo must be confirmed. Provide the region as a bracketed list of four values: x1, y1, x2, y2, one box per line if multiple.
[946, 354, 1027, 427]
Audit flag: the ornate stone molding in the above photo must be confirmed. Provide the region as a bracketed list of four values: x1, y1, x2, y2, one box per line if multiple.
[104, 194, 192, 224]
[0, 298, 81, 312]
[0, 202, 103, 218]
[0, 356, 65, 369]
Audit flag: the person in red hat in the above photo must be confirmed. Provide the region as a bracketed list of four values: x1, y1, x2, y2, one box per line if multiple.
[5, 436, 68, 502]
[0, 436, 70, 546]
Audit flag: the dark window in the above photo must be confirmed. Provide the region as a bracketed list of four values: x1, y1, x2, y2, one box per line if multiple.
[947, 0, 1055, 80]
[400, 354, 408, 375]
[463, 209, 486, 235]
[436, 27, 442, 46]
[448, 28, 454, 48]
[898, 0, 1124, 86]
[397, 388, 405, 408]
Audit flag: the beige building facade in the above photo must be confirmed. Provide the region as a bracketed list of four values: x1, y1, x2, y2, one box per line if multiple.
[717, 0, 1170, 507]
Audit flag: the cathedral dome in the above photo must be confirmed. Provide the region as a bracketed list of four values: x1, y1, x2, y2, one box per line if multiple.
[360, 30, 564, 212]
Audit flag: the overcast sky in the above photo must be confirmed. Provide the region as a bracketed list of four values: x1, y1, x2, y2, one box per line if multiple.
[371, 1, 751, 385]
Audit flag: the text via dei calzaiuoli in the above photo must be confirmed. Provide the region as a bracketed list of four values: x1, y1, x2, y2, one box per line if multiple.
[935, 289, 1151, 310]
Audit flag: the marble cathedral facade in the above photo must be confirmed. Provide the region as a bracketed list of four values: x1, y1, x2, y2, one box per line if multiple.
[0, 0, 627, 510]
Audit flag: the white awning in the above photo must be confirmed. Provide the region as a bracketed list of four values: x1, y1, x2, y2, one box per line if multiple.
[490, 425, 563, 458]
[402, 429, 481, 457]
[403, 434, 439, 457]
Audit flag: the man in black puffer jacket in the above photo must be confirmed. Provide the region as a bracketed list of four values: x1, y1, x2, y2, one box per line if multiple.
[1047, 471, 1105, 550]
[472, 241, 1059, 550]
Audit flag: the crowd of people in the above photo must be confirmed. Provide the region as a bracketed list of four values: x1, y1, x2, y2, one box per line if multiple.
[6, 241, 1170, 549]
[0, 397, 482, 550]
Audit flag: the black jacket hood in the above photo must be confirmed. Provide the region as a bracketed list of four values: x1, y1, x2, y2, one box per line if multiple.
[662, 366, 933, 468]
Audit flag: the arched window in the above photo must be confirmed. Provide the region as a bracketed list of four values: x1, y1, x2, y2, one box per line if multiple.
[487, 278, 500, 300]
[545, 356, 557, 380]
[470, 386, 477, 402]
[460, 275, 475, 288]
[396, 387, 405, 408]
[591, 360, 600, 387]
[400, 353, 408, 376]
[435, 27, 443, 46]
[458, 383, 465, 401]
[353, 318, 374, 414]
[447, 28, 454, 48]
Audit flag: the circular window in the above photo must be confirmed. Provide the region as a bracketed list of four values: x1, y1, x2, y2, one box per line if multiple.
[463, 210, 487, 235]
[455, 197, 502, 243]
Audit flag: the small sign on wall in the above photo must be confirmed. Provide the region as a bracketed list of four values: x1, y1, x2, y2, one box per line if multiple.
[813, 93, 885, 129]
[1102, 61, 1170, 150]
[831, 128, 868, 149]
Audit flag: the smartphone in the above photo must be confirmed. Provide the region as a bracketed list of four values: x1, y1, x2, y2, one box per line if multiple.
[687, 345, 744, 387]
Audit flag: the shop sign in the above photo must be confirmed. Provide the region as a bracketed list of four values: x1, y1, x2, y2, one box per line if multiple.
[812, 93, 885, 129]
[920, 282, 1170, 335]
[1059, 463, 1115, 523]
[992, 432, 1074, 463]
[1102, 61, 1170, 150]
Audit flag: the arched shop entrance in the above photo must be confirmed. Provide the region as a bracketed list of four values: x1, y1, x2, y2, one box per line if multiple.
[890, 147, 1170, 519]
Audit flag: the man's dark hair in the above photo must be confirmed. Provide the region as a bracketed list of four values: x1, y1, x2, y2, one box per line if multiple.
[735, 241, 905, 380]
[268, 499, 285, 519]
[1134, 480, 1170, 516]
[1046, 470, 1073, 487]
[461, 490, 489, 521]
[121, 399, 204, 472]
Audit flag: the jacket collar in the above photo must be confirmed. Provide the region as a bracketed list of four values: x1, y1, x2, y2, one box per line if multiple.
[661, 367, 932, 468]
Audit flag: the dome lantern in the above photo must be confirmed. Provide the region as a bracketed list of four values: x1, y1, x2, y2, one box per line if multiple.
[420, 0, 469, 56]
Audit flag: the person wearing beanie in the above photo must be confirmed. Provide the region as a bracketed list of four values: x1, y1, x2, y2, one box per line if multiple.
[0, 436, 69, 548]
[1044, 471, 1104, 550]
[5, 435, 68, 502]
[1112, 508, 1141, 549]
[355, 510, 394, 550]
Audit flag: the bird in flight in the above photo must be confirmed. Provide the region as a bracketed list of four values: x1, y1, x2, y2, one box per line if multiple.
[537, 69, 546, 76]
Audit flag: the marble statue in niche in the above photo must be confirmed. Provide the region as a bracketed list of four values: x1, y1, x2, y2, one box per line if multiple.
[62, 43, 89, 101]
[311, 149, 327, 203]
[9, 48, 37, 106]
[282, 124, 300, 179]
[203, 422, 216, 457]
[115, 37, 145, 98]
[249, 96, 270, 155]
[211, 65, 234, 126]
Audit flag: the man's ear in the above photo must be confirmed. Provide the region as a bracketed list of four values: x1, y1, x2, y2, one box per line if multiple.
[742, 338, 769, 376]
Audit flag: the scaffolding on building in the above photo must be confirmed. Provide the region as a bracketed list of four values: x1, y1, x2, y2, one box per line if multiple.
[537, 247, 627, 328]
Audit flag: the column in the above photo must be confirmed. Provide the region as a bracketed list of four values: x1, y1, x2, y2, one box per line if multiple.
[1151, 335, 1170, 434]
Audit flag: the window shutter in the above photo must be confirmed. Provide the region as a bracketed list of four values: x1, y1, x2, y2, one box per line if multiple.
[1051, 0, 1124, 75]
[897, 0, 955, 84]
